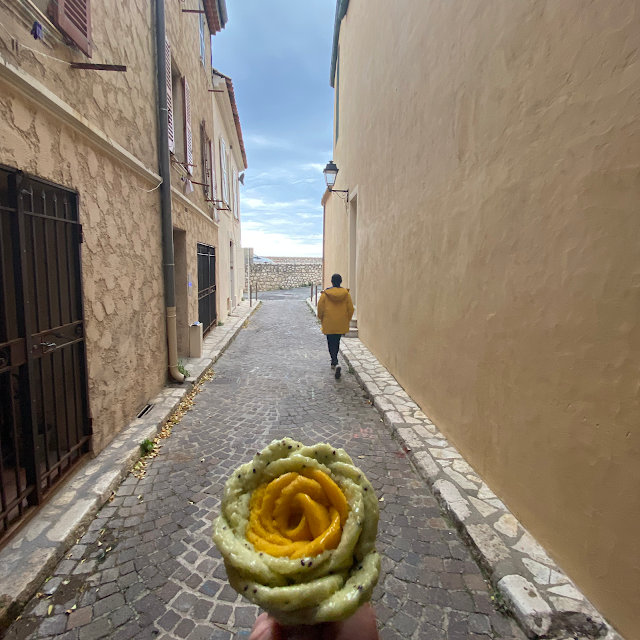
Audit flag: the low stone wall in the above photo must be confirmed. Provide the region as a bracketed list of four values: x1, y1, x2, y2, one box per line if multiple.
[250, 257, 322, 291]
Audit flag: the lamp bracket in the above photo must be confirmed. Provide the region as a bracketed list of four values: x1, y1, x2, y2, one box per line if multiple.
[330, 188, 349, 202]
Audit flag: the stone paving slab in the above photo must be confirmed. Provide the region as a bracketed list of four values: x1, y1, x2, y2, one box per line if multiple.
[306, 297, 623, 640]
[0, 301, 259, 631]
[5, 297, 527, 640]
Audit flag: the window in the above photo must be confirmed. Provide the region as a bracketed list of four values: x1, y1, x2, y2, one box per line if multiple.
[201, 124, 218, 220]
[232, 169, 239, 219]
[201, 122, 211, 199]
[183, 77, 193, 175]
[166, 41, 175, 153]
[171, 64, 185, 164]
[220, 137, 229, 205]
[169, 65, 193, 175]
[199, 0, 206, 67]
[51, 0, 92, 57]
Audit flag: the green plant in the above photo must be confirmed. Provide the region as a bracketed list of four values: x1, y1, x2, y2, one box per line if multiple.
[140, 438, 154, 455]
[177, 360, 190, 377]
[348, 365, 355, 375]
[217, 320, 225, 326]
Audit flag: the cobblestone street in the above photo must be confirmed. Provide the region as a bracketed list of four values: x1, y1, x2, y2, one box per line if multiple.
[6, 299, 525, 640]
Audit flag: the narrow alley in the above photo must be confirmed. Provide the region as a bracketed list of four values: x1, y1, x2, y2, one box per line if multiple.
[6, 297, 524, 640]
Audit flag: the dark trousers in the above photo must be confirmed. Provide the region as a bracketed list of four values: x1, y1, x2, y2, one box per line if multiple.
[326, 334, 341, 365]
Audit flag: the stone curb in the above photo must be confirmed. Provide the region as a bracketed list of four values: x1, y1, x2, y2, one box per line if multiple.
[305, 298, 622, 640]
[0, 300, 261, 630]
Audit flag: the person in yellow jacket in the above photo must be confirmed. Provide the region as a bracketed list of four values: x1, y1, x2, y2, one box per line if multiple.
[317, 273, 354, 379]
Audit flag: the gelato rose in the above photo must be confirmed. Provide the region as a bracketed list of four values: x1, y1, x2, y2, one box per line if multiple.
[212, 438, 380, 625]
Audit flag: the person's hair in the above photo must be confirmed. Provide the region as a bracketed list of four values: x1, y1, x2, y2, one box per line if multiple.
[331, 273, 342, 287]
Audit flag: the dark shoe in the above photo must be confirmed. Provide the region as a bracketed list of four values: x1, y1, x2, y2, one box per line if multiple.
[335, 365, 341, 379]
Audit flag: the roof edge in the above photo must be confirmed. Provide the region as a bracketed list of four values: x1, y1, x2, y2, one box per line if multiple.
[204, 0, 226, 34]
[212, 68, 248, 169]
[329, 0, 350, 88]
[217, 0, 228, 28]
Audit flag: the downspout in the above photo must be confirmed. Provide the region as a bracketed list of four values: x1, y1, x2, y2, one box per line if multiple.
[155, 0, 185, 383]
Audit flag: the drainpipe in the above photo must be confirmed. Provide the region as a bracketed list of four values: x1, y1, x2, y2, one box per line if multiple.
[155, 0, 184, 383]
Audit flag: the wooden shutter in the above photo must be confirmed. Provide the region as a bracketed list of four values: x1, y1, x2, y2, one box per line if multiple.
[220, 138, 228, 204]
[209, 139, 217, 201]
[201, 122, 210, 199]
[184, 78, 193, 175]
[166, 41, 174, 153]
[53, 0, 92, 57]
[232, 169, 238, 218]
[199, 5, 206, 65]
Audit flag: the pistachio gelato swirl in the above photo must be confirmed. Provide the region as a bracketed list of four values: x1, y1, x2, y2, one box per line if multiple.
[212, 438, 381, 625]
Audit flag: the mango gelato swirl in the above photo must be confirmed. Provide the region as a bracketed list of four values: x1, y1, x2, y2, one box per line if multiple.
[212, 438, 380, 625]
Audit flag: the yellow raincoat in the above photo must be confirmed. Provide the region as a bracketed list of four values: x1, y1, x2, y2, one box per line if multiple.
[317, 287, 354, 335]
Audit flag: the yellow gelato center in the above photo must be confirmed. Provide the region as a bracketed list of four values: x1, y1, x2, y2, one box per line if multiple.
[246, 469, 350, 559]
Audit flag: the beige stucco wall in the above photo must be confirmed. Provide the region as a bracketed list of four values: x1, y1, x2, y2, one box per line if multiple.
[322, 195, 348, 290]
[0, 83, 166, 454]
[325, 1, 640, 637]
[0, 0, 158, 169]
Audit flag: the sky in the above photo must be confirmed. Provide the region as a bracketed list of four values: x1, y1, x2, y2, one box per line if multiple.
[213, 1, 336, 258]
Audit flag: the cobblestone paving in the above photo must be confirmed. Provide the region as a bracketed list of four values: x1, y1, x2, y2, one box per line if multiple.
[6, 300, 526, 640]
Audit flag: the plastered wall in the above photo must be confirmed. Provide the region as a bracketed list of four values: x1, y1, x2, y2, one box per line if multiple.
[0, 0, 158, 169]
[0, 84, 166, 454]
[322, 197, 348, 290]
[325, 1, 640, 636]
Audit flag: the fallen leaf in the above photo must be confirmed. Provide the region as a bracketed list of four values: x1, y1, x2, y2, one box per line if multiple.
[379, 497, 385, 502]
[62, 579, 70, 585]
[47, 605, 53, 616]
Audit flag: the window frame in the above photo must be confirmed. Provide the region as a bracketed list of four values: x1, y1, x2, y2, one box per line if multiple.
[220, 137, 229, 205]
[199, 0, 206, 67]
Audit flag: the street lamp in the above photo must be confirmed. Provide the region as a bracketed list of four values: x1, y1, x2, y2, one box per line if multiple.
[323, 161, 348, 199]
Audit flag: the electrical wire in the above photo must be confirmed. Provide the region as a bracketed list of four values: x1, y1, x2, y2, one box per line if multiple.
[135, 179, 163, 193]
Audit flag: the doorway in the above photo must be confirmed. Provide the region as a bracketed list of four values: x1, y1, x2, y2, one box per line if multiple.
[0, 167, 91, 543]
[229, 241, 236, 311]
[173, 229, 188, 356]
[197, 243, 217, 336]
[348, 192, 358, 309]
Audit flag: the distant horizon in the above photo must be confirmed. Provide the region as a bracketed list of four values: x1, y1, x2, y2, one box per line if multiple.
[214, 0, 334, 258]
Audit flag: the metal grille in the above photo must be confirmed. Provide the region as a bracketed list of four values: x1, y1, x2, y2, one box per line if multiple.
[0, 168, 91, 543]
[197, 243, 217, 336]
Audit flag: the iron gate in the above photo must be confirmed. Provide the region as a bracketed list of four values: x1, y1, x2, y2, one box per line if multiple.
[197, 243, 217, 336]
[0, 167, 91, 543]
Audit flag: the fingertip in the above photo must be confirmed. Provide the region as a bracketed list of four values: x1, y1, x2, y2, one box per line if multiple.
[326, 603, 379, 640]
[250, 613, 280, 640]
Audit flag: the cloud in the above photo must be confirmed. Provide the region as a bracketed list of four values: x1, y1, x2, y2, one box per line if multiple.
[242, 228, 322, 257]
[213, 0, 335, 258]
[302, 163, 326, 172]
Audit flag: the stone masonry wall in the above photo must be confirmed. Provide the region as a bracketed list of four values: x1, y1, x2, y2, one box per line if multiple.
[251, 257, 322, 291]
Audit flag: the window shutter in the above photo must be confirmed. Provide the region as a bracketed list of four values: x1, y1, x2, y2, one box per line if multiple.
[209, 139, 217, 201]
[184, 78, 193, 175]
[232, 169, 237, 218]
[201, 122, 210, 199]
[235, 173, 240, 219]
[220, 138, 228, 204]
[199, 4, 206, 66]
[166, 41, 174, 153]
[53, 0, 92, 57]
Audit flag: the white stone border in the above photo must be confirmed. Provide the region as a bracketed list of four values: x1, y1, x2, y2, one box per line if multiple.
[306, 298, 622, 640]
[0, 301, 261, 629]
